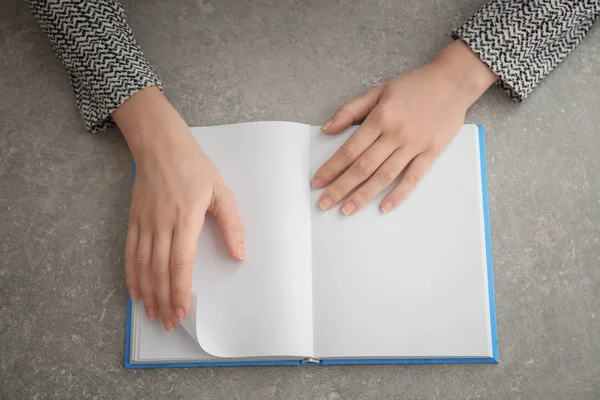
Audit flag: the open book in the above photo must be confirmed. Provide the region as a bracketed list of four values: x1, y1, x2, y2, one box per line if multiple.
[125, 122, 498, 367]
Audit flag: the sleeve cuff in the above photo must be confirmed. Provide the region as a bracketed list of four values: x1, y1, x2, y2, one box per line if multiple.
[451, 0, 600, 103]
[74, 76, 163, 133]
[451, 29, 526, 103]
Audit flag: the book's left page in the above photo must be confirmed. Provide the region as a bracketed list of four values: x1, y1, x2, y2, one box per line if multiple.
[133, 121, 314, 363]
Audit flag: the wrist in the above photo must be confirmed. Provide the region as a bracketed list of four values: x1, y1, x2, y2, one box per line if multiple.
[112, 86, 188, 160]
[428, 40, 497, 107]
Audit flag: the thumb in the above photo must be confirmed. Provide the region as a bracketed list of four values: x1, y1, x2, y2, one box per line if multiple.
[209, 185, 245, 260]
[321, 85, 384, 134]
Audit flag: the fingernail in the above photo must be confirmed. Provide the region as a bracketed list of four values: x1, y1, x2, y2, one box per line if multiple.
[341, 202, 356, 216]
[146, 307, 156, 320]
[312, 177, 324, 189]
[175, 307, 185, 320]
[381, 201, 393, 213]
[164, 318, 175, 332]
[318, 196, 333, 210]
[129, 289, 139, 299]
[237, 243, 245, 260]
[321, 119, 333, 131]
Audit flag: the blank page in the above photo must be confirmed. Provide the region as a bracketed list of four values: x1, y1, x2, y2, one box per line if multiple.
[310, 125, 492, 358]
[190, 122, 314, 358]
[135, 121, 315, 361]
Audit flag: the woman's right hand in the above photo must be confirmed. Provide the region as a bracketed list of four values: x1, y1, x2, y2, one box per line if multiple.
[113, 87, 245, 331]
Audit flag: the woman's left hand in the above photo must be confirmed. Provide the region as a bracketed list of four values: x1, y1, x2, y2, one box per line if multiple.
[312, 40, 497, 215]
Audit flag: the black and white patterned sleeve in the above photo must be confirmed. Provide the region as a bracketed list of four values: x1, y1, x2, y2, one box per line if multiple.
[28, 0, 162, 132]
[453, 0, 600, 102]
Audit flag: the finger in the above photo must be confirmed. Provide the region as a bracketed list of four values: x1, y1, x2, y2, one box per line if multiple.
[321, 85, 384, 134]
[136, 230, 158, 320]
[381, 151, 437, 212]
[341, 146, 417, 215]
[312, 121, 381, 189]
[319, 136, 398, 212]
[124, 220, 140, 299]
[209, 187, 245, 261]
[162, 317, 177, 332]
[152, 230, 176, 330]
[170, 215, 204, 320]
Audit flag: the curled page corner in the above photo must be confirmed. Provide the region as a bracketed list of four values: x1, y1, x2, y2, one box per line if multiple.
[179, 293, 201, 345]
[178, 293, 222, 358]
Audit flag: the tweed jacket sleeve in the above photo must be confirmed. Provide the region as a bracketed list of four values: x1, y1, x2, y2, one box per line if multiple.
[27, 0, 162, 133]
[453, 0, 599, 102]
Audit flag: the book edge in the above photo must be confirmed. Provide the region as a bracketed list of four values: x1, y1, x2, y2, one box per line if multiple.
[477, 124, 499, 363]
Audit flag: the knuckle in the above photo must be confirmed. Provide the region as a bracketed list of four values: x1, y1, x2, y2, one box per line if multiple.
[125, 242, 136, 259]
[342, 143, 359, 161]
[378, 168, 397, 182]
[229, 218, 244, 232]
[405, 172, 422, 186]
[136, 254, 151, 270]
[171, 252, 192, 272]
[375, 103, 396, 124]
[153, 262, 169, 277]
[319, 168, 336, 183]
[171, 287, 186, 298]
[353, 158, 371, 176]
[341, 102, 352, 115]
[224, 220, 245, 235]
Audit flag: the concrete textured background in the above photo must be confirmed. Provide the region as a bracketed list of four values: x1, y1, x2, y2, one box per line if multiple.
[1, 0, 599, 399]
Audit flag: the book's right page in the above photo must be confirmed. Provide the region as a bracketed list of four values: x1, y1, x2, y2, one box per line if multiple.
[310, 124, 494, 360]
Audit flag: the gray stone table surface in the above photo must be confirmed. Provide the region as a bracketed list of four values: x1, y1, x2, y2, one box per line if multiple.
[1, 0, 599, 399]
